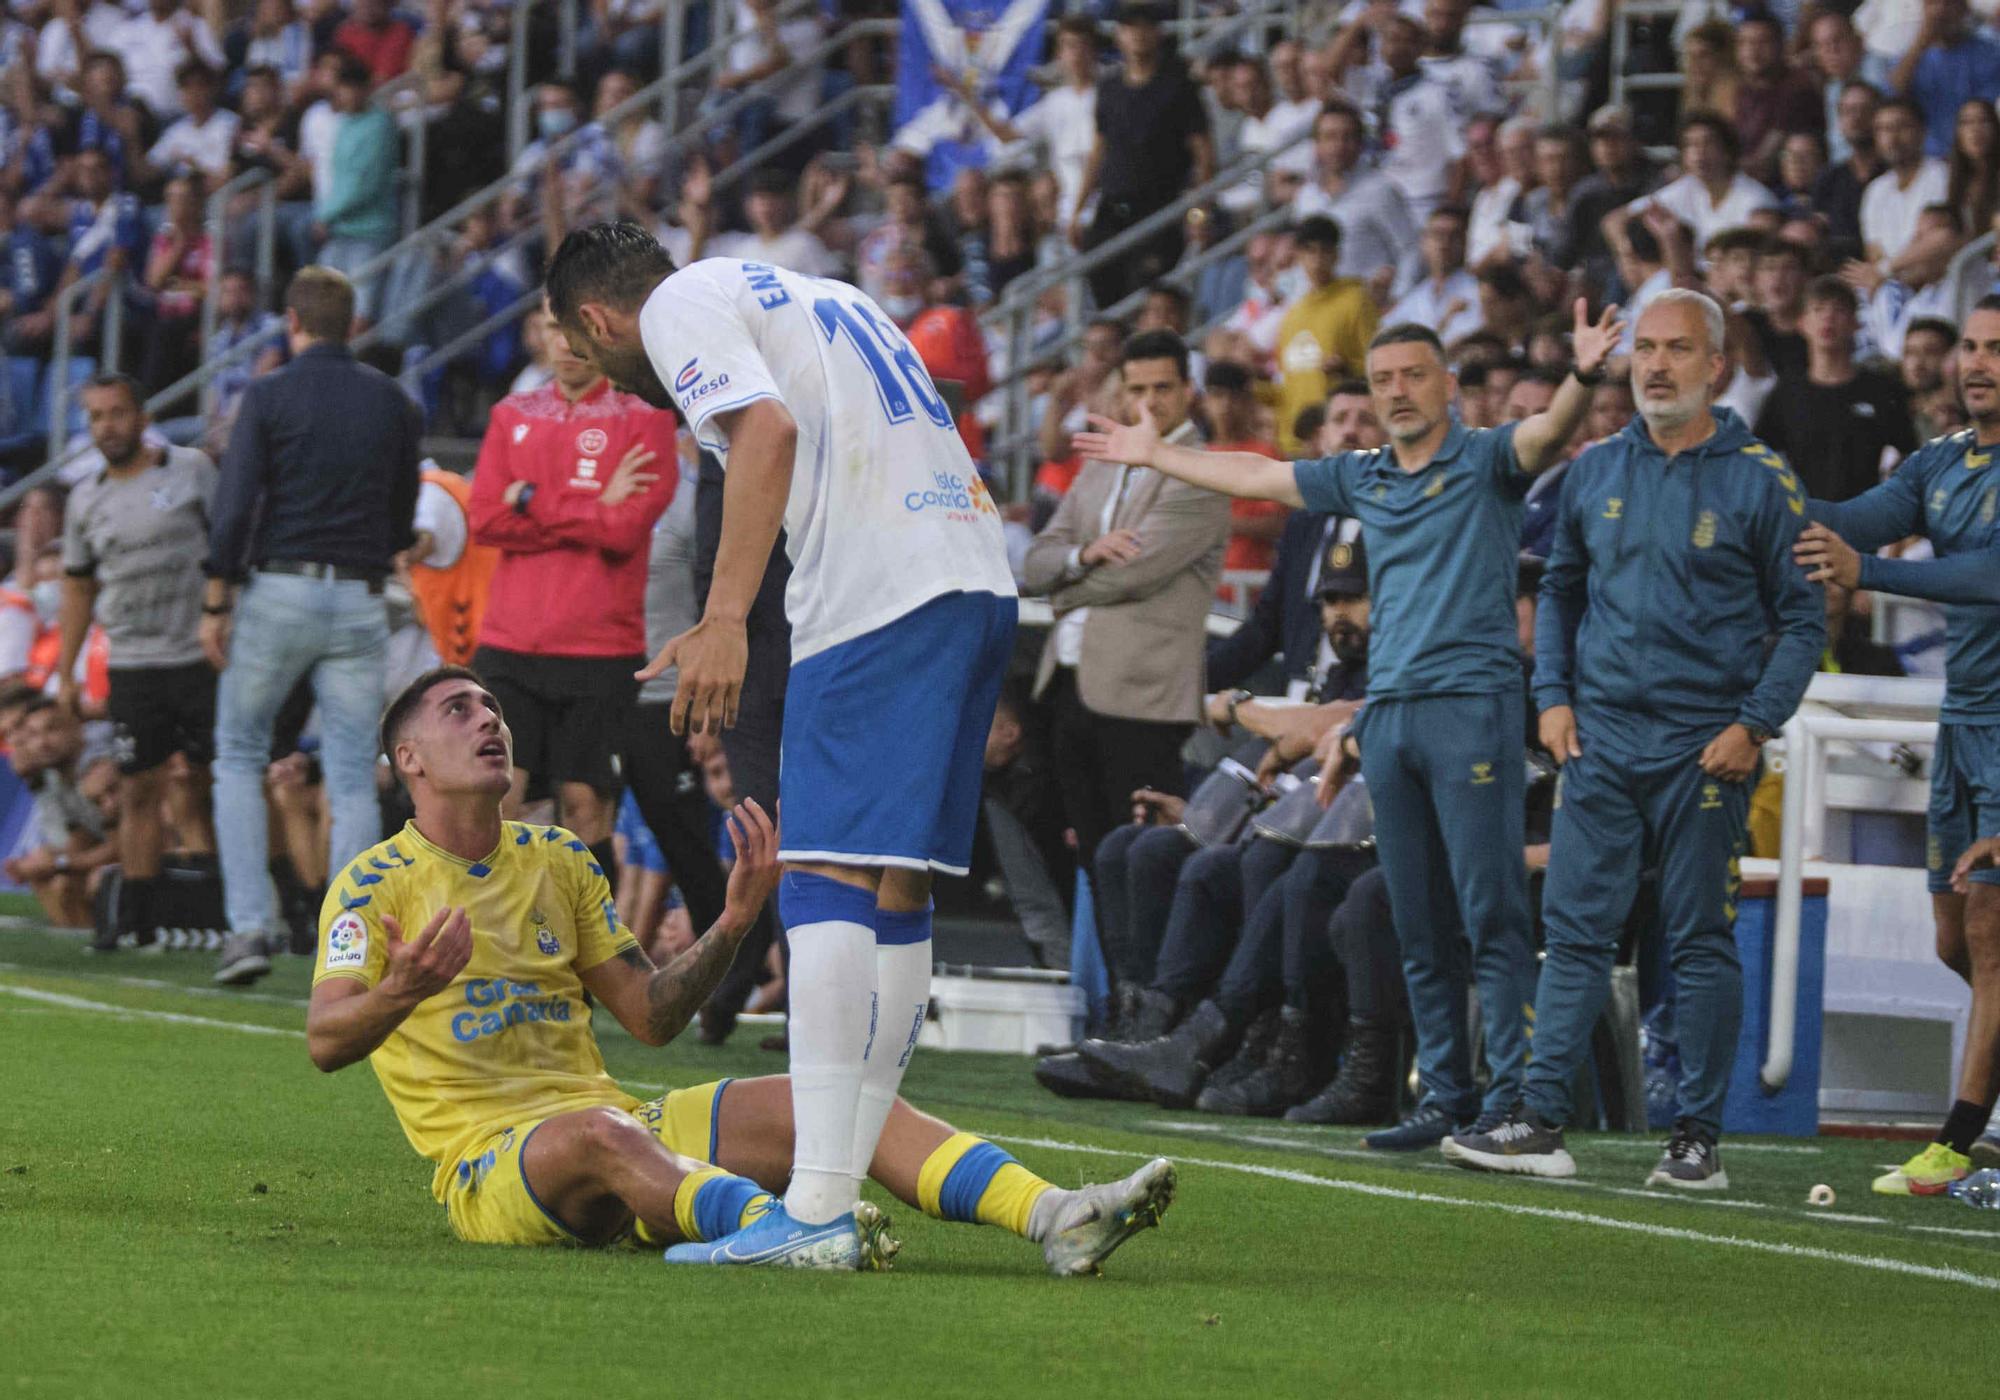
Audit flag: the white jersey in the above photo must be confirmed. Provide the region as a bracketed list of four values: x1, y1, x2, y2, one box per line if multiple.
[639, 258, 1016, 663]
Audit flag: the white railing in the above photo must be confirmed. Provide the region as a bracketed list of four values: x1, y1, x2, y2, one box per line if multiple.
[1765, 675, 1945, 1091]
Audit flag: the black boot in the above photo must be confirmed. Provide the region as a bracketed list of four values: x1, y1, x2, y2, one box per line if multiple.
[1079, 999, 1239, 1108]
[1035, 1050, 1120, 1099]
[1193, 1007, 1281, 1104]
[1285, 1017, 1399, 1125]
[1037, 985, 1177, 1056]
[1196, 1006, 1327, 1117]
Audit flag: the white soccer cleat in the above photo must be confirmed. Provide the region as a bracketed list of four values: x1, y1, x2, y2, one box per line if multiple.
[1040, 1158, 1177, 1277]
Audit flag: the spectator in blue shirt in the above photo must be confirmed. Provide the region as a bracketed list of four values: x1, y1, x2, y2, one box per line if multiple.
[0, 186, 62, 354]
[1890, 0, 2000, 158]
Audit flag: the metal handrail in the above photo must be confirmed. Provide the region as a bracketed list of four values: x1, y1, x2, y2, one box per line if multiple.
[355, 224, 540, 357]
[398, 287, 543, 391]
[199, 168, 275, 414]
[45, 266, 126, 461]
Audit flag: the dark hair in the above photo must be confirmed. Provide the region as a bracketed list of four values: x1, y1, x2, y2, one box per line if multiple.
[1294, 214, 1342, 250]
[1738, 13, 1782, 40]
[1906, 315, 1959, 345]
[1755, 234, 1806, 265]
[1328, 376, 1369, 399]
[1706, 226, 1765, 257]
[335, 56, 372, 89]
[1877, 95, 1925, 126]
[1428, 203, 1470, 226]
[0, 680, 41, 715]
[1368, 322, 1446, 360]
[80, 371, 145, 410]
[1678, 111, 1740, 161]
[175, 60, 218, 88]
[1974, 292, 2000, 316]
[1478, 263, 1529, 301]
[287, 265, 355, 344]
[1314, 100, 1364, 134]
[380, 665, 489, 764]
[1203, 360, 1251, 393]
[1625, 218, 1664, 265]
[1121, 328, 1189, 379]
[1518, 365, 1567, 390]
[1804, 274, 1858, 315]
[1055, 14, 1098, 43]
[1145, 282, 1192, 314]
[545, 221, 678, 328]
[748, 166, 794, 197]
[242, 63, 281, 86]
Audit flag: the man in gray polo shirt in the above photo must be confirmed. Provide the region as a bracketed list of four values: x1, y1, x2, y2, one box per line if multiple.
[60, 373, 219, 953]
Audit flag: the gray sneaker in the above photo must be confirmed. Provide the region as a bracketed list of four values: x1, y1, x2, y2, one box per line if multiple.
[213, 932, 272, 986]
[1038, 1158, 1177, 1277]
[1645, 1125, 1728, 1191]
[1441, 1108, 1577, 1178]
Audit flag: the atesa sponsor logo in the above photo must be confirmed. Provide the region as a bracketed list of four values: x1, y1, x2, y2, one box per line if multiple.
[674, 358, 701, 394]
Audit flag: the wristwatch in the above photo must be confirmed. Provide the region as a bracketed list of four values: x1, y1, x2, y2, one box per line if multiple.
[512, 483, 538, 515]
[1225, 689, 1254, 724]
[1572, 364, 1606, 388]
[1742, 724, 1772, 746]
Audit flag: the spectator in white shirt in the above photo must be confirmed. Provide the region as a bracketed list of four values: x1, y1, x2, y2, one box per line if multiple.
[1220, 53, 1317, 214]
[1265, 38, 1320, 160]
[1387, 203, 1485, 344]
[1370, 13, 1465, 218]
[1861, 96, 1953, 267]
[146, 63, 239, 194]
[939, 16, 1101, 231]
[111, 0, 227, 122]
[711, 166, 838, 275]
[34, 0, 125, 91]
[1614, 112, 1777, 249]
[593, 68, 667, 215]
[1290, 102, 1420, 283]
[712, 0, 822, 156]
[1220, 229, 1295, 366]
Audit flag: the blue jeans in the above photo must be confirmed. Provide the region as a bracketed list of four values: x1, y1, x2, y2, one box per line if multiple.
[214, 571, 389, 937]
[317, 236, 390, 322]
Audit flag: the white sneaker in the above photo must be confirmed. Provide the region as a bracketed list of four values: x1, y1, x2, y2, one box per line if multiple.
[1039, 1158, 1176, 1277]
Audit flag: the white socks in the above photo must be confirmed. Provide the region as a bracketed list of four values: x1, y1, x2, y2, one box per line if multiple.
[779, 874, 879, 1226]
[849, 910, 933, 1179]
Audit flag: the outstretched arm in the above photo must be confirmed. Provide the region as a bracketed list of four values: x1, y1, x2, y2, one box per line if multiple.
[1798, 521, 2000, 604]
[1513, 299, 1625, 475]
[1071, 404, 1304, 505]
[581, 801, 781, 1046]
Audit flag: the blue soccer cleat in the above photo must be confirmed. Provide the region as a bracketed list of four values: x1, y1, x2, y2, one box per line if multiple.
[663, 1200, 900, 1271]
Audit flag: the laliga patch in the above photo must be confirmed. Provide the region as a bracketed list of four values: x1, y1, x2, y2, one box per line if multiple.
[325, 912, 369, 970]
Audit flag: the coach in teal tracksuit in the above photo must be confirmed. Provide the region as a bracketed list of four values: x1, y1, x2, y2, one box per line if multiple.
[1445, 290, 1823, 1190]
[1069, 303, 1629, 1150]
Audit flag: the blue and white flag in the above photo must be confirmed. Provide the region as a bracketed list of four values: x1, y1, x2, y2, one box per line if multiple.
[894, 0, 1050, 193]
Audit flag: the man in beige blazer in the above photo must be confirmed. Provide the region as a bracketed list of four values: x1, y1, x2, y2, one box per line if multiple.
[1021, 329, 1234, 873]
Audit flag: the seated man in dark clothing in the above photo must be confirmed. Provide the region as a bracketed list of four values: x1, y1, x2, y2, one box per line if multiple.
[1037, 540, 1372, 1104]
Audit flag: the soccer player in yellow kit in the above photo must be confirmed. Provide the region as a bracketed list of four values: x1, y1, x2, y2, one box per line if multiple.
[307, 666, 1174, 1272]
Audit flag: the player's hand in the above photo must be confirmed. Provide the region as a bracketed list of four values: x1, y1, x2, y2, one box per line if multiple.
[1081, 528, 1143, 567]
[719, 798, 780, 930]
[1951, 835, 2000, 892]
[643, 614, 748, 735]
[1073, 402, 1162, 468]
[598, 444, 659, 506]
[379, 906, 473, 1005]
[200, 611, 231, 671]
[1539, 704, 1581, 766]
[1130, 787, 1184, 825]
[1793, 522, 1861, 590]
[1698, 723, 1761, 783]
[1571, 297, 1625, 379]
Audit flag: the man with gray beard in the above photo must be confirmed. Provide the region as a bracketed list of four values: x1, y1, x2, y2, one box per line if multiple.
[59, 372, 219, 953]
[1443, 291, 1824, 1190]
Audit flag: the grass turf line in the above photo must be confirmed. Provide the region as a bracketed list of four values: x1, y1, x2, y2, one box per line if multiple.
[2, 926, 1997, 1399]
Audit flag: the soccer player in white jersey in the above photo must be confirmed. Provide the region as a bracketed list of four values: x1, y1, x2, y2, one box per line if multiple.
[545, 223, 1028, 1265]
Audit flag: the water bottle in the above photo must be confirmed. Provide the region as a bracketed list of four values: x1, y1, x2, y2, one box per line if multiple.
[1946, 1168, 2000, 1209]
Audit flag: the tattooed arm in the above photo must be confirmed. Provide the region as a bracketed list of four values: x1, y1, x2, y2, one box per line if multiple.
[581, 801, 782, 1047]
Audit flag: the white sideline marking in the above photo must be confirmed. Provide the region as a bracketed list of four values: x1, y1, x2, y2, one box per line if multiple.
[0, 961, 310, 1008]
[0, 982, 304, 1038]
[988, 1134, 2000, 1294]
[1144, 1117, 1823, 1155]
[1912, 1224, 2000, 1240]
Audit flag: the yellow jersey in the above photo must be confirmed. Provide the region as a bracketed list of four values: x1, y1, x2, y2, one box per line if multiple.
[312, 820, 642, 1199]
[1274, 278, 1381, 454]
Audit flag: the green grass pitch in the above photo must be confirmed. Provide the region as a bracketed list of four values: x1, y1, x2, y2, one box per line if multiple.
[2, 921, 1997, 1400]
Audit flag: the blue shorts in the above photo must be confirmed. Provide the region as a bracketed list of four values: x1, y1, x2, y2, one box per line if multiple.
[1928, 720, 2000, 893]
[779, 590, 1017, 875]
[615, 790, 668, 875]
